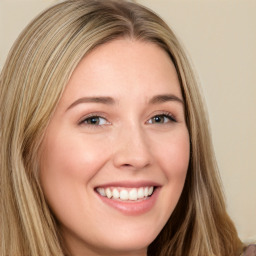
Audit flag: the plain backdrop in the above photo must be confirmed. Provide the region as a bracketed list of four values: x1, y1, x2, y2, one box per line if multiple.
[0, 0, 255, 242]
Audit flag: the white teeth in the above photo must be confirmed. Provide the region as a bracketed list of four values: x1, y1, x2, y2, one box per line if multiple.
[129, 188, 138, 201]
[144, 187, 149, 197]
[112, 188, 119, 199]
[105, 188, 112, 199]
[120, 190, 129, 200]
[148, 186, 154, 196]
[97, 188, 106, 196]
[137, 187, 144, 199]
[96, 186, 154, 201]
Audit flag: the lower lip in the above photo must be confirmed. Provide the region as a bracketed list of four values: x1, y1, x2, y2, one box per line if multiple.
[96, 188, 160, 216]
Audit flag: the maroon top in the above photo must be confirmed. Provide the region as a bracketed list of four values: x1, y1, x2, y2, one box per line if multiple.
[243, 245, 256, 256]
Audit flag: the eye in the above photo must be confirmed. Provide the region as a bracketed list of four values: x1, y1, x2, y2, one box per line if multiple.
[147, 114, 176, 124]
[80, 115, 109, 126]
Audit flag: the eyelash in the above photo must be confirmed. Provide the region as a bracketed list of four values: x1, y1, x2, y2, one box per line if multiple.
[79, 113, 109, 127]
[147, 112, 177, 124]
[79, 112, 177, 127]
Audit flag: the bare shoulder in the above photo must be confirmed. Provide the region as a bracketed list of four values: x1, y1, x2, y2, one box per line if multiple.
[243, 245, 256, 256]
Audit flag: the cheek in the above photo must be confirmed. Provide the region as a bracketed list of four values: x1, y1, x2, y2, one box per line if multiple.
[41, 133, 106, 177]
[147, 129, 190, 229]
[39, 133, 109, 208]
[155, 129, 190, 180]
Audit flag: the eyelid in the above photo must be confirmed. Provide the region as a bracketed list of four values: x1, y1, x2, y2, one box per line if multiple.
[78, 111, 177, 127]
[146, 111, 177, 124]
[78, 113, 110, 126]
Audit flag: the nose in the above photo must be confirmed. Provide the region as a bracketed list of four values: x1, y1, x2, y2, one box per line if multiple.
[112, 125, 152, 170]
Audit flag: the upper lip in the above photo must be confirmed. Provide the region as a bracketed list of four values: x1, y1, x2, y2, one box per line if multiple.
[95, 181, 161, 189]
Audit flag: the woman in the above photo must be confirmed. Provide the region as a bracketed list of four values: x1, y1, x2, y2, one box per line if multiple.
[0, 0, 252, 255]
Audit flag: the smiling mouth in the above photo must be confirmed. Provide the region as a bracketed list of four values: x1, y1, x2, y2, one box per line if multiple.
[96, 186, 155, 201]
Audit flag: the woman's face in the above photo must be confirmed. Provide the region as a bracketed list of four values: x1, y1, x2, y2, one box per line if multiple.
[40, 39, 190, 256]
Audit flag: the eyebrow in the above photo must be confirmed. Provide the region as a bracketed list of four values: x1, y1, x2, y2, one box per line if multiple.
[66, 93, 183, 111]
[66, 96, 114, 111]
[149, 94, 184, 105]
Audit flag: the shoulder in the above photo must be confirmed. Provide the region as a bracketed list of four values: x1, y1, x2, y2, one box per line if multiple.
[242, 245, 256, 256]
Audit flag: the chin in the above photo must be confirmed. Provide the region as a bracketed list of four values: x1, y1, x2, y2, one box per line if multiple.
[97, 228, 159, 253]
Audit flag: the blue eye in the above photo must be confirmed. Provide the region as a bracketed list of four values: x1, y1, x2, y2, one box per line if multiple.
[81, 116, 108, 126]
[148, 114, 176, 124]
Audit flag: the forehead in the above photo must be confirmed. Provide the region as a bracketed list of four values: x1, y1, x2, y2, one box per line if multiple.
[61, 39, 182, 104]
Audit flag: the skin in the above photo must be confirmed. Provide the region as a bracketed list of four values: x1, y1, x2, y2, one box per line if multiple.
[39, 39, 190, 256]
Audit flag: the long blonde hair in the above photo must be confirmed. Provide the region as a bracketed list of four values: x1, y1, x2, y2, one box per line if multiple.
[0, 0, 243, 255]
